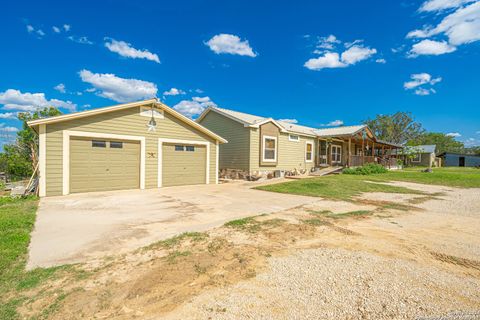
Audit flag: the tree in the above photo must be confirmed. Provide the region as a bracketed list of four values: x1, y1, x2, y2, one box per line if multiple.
[407, 132, 464, 154]
[363, 112, 424, 145]
[0, 107, 61, 179]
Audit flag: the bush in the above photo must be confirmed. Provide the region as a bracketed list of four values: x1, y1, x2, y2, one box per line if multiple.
[342, 163, 388, 175]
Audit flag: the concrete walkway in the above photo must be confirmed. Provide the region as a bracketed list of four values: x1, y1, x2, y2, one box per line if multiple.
[28, 181, 317, 268]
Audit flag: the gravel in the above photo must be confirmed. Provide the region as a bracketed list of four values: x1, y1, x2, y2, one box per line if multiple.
[165, 248, 480, 320]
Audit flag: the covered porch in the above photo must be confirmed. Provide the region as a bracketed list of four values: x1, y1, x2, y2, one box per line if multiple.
[315, 125, 403, 169]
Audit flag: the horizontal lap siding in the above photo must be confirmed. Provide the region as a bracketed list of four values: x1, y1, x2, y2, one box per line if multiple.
[250, 129, 316, 172]
[45, 107, 216, 196]
[199, 112, 250, 171]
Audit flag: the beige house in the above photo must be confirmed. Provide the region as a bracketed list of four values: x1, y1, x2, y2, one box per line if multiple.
[197, 107, 402, 178]
[28, 99, 226, 197]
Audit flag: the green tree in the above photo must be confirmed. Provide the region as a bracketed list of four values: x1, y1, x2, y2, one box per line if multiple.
[407, 132, 464, 154]
[0, 107, 62, 179]
[363, 112, 424, 145]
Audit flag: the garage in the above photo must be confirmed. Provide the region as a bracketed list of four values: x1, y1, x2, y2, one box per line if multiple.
[69, 137, 140, 193]
[27, 99, 226, 197]
[162, 143, 206, 187]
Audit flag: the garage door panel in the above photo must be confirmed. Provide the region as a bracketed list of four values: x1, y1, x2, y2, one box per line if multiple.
[70, 137, 140, 193]
[162, 144, 206, 187]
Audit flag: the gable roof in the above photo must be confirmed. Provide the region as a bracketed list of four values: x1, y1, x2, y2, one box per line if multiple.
[405, 145, 436, 153]
[27, 99, 227, 143]
[314, 125, 367, 138]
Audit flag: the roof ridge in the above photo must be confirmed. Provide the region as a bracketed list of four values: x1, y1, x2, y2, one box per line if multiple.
[315, 124, 365, 130]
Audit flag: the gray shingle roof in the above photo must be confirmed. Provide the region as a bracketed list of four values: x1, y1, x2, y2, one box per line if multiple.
[405, 145, 436, 153]
[314, 125, 366, 137]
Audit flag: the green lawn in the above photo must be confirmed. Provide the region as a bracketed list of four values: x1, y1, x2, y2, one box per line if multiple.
[256, 167, 480, 200]
[0, 196, 71, 319]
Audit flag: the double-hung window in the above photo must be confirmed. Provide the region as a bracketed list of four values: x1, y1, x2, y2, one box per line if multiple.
[262, 136, 277, 162]
[305, 142, 313, 162]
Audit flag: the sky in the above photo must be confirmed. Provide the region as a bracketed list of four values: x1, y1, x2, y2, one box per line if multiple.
[1, 0, 479, 148]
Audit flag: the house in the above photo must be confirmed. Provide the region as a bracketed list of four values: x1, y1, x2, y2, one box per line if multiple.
[27, 99, 227, 197]
[437, 152, 480, 167]
[197, 107, 402, 178]
[403, 145, 438, 167]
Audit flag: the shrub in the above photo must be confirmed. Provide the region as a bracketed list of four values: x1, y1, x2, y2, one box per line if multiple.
[342, 163, 388, 175]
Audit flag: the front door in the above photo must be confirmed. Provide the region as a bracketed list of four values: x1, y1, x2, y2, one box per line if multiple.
[331, 145, 342, 165]
[459, 156, 465, 167]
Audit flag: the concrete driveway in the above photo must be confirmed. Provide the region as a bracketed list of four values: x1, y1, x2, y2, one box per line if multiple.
[28, 181, 317, 268]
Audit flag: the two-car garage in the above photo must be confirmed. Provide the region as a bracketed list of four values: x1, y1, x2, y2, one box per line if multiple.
[29, 99, 226, 197]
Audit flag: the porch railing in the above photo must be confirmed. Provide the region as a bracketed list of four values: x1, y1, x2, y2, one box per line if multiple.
[349, 155, 398, 168]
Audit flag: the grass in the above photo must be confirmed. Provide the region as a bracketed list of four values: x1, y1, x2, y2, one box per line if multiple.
[307, 209, 373, 220]
[0, 196, 74, 319]
[146, 231, 209, 250]
[256, 167, 480, 200]
[224, 216, 286, 233]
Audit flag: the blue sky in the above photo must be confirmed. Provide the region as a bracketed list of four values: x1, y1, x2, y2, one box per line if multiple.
[1, 0, 479, 147]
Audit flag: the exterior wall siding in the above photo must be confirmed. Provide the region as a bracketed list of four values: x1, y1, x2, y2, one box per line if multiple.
[444, 153, 480, 167]
[249, 128, 317, 173]
[198, 111, 250, 171]
[45, 106, 217, 196]
[411, 152, 434, 166]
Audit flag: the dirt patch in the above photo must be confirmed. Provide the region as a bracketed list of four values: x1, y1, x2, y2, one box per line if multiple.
[17, 183, 480, 319]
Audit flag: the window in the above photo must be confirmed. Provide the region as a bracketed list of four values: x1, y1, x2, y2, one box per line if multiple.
[185, 146, 195, 152]
[92, 140, 106, 148]
[412, 153, 421, 162]
[262, 136, 277, 162]
[289, 134, 299, 142]
[305, 142, 313, 162]
[175, 145, 185, 151]
[110, 141, 123, 149]
[139, 106, 164, 119]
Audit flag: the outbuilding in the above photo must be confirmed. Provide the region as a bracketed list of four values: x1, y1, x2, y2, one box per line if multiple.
[437, 152, 480, 167]
[28, 99, 227, 197]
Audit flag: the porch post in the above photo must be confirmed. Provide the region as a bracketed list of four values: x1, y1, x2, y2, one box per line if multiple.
[348, 138, 351, 167]
[372, 141, 375, 162]
[362, 138, 365, 165]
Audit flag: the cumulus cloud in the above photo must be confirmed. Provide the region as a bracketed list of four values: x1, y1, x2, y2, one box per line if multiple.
[316, 35, 341, 50]
[408, 39, 457, 57]
[320, 120, 344, 127]
[446, 132, 462, 137]
[52, 26, 61, 33]
[375, 58, 387, 64]
[104, 38, 160, 63]
[68, 36, 93, 45]
[404, 73, 442, 95]
[54, 83, 66, 93]
[407, 1, 480, 56]
[0, 124, 18, 132]
[419, 0, 475, 12]
[26, 24, 45, 38]
[205, 34, 257, 57]
[0, 89, 77, 112]
[278, 119, 298, 124]
[0, 113, 17, 119]
[79, 69, 158, 103]
[163, 88, 185, 96]
[63, 24, 71, 31]
[341, 45, 377, 65]
[173, 96, 216, 118]
[304, 52, 347, 70]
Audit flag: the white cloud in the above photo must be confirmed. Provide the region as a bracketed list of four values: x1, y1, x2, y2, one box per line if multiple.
[304, 52, 347, 70]
[321, 120, 344, 127]
[0, 89, 77, 112]
[375, 58, 387, 64]
[408, 39, 457, 57]
[446, 132, 462, 137]
[205, 34, 257, 57]
[476, 131, 480, 134]
[163, 88, 185, 96]
[415, 87, 436, 95]
[63, 24, 71, 32]
[52, 26, 61, 33]
[26, 25, 34, 33]
[0, 113, 17, 119]
[419, 0, 475, 12]
[37, 29, 45, 37]
[0, 124, 18, 132]
[464, 137, 480, 146]
[173, 96, 216, 118]
[316, 34, 341, 50]
[407, 1, 480, 55]
[26, 24, 45, 37]
[79, 69, 158, 103]
[54, 83, 66, 93]
[104, 38, 160, 63]
[341, 45, 377, 65]
[68, 36, 93, 45]
[278, 119, 298, 124]
[404, 73, 442, 95]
